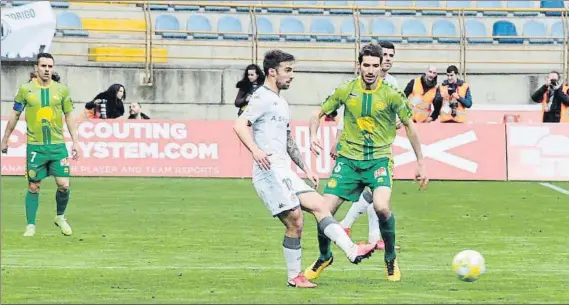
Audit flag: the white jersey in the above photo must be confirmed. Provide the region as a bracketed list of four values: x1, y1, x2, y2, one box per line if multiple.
[240, 86, 292, 180]
[336, 73, 399, 131]
[241, 85, 314, 217]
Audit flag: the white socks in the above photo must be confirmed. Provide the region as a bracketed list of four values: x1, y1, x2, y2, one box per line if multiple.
[367, 203, 381, 243]
[322, 221, 358, 261]
[283, 236, 302, 281]
[340, 193, 369, 228]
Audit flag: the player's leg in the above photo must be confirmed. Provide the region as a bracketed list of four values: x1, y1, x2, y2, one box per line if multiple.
[339, 190, 371, 236]
[252, 174, 316, 288]
[53, 176, 72, 236]
[304, 157, 371, 280]
[296, 189, 375, 264]
[49, 144, 72, 236]
[365, 157, 400, 281]
[23, 145, 49, 236]
[276, 207, 316, 288]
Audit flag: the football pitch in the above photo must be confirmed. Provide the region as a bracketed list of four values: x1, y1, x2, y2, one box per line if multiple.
[1, 177, 568, 304]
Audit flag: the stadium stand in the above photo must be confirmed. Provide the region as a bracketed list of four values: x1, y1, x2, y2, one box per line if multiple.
[1, 0, 568, 121]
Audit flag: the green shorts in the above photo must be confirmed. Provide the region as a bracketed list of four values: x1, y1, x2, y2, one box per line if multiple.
[324, 156, 393, 202]
[26, 143, 70, 182]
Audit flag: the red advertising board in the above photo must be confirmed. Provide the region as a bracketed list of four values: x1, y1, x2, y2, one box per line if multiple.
[1, 118, 517, 181]
[506, 123, 569, 181]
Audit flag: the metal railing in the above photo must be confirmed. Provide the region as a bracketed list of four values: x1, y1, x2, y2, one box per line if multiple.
[52, 0, 569, 84]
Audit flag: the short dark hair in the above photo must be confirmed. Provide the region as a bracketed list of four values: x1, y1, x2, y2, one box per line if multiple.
[36, 52, 54, 65]
[263, 50, 295, 76]
[378, 41, 395, 54]
[550, 70, 561, 79]
[447, 65, 459, 74]
[358, 43, 383, 64]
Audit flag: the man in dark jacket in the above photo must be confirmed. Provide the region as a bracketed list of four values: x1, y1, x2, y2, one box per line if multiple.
[531, 71, 569, 123]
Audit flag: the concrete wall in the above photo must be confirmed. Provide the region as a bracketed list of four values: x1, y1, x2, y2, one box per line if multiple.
[0, 61, 550, 120]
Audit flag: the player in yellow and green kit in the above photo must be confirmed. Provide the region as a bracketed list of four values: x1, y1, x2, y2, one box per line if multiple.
[1, 53, 80, 237]
[305, 44, 429, 282]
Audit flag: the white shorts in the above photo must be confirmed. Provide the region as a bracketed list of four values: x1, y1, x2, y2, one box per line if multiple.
[253, 166, 315, 217]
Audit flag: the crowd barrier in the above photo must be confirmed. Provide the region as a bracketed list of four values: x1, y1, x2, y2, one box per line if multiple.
[1, 117, 568, 181]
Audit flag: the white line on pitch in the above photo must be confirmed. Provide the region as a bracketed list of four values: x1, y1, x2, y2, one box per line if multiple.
[2, 264, 569, 274]
[539, 183, 569, 195]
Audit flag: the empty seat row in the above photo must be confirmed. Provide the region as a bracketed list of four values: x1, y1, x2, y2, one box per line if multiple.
[7, 0, 69, 8]
[55, 11, 566, 45]
[152, 14, 566, 44]
[143, 1, 568, 17]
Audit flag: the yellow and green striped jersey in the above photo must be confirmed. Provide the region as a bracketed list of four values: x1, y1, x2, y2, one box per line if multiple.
[13, 79, 74, 145]
[321, 78, 413, 161]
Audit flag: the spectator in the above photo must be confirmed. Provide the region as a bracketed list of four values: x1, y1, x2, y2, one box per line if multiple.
[84, 84, 126, 119]
[404, 65, 438, 123]
[128, 102, 150, 120]
[531, 71, 569, 123]
[234, 64, 264, 116]
[430, 65, 472, 123]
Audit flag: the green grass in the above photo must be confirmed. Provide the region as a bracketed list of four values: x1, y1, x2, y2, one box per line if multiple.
[2, 177, 568, 304]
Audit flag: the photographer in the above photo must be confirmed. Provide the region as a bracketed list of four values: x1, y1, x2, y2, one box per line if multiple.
[84, 84, 126, 119]
[234, 64, 264, 117]
[430, 65, 472, 123]
[531, 71, 569, 123]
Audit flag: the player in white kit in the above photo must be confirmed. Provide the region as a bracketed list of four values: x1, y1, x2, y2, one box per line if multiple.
[233, 50, 376, 288]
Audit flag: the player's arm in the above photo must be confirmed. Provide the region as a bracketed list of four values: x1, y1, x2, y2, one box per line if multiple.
[233, 96, 271, 170]
[392, 91, 428, 189]
[309, 87, 344, 155]
[62, 88, 80, 160]
[287, 129, 319, 187]
[1, 87, 26, 153]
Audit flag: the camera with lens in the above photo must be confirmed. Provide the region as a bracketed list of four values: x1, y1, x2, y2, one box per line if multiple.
[550, 78, 558, 88]
[447, 84, 459, 116]
[100, 99, 108, 119]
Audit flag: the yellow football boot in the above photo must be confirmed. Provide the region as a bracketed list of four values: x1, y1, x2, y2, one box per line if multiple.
[385, 258, 401, 281]
[303, 256, 333, 280]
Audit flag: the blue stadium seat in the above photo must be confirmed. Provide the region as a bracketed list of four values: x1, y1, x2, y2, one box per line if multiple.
[432, 19, 459, 43]
[218, 16, 248, 40]
[156, 15, 187, 39]
[57, 12, 88, 37]
[279, 18, 310, 41]
[149, 4, 169, 10]
[236, 0, 262, 12]
[540, 1, 564, 16]
[298, 1, 324, 14]
[341, 19, 371, 42]
[325, 0, 352, 14]
[51, 1, 69, 8]
[507, 1, 538, 16]
[523, 20, 552, 44]
[205, 1, 231, 12]
[371, 19, 402, 43]
[492, 20, 524, 44]
[0, 1, 6, 6]
[356, 0, 386, 15]
[255, 17, 280, 41]
[477, 1, 507, 16]
[311, 18, 341, 42]
[187, 15, 218, 39]
[174, 5, 200, 11]
[447, 1, 476, 16]
[465, 19, 493, 43]
[550, 21, 564, 43]
[416, 1, 446, 16]
[387, 0, 415, 15]
[402, 19, 432, 43]
[265, 0, 293, 14]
